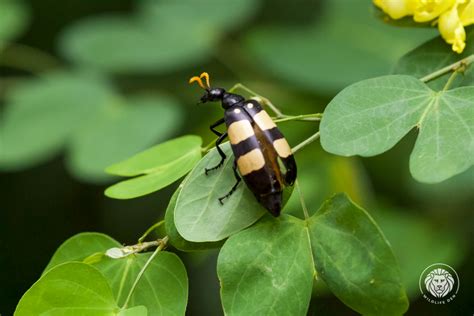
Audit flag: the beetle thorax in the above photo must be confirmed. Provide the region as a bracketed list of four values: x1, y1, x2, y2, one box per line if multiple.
[222, 93, 245, 109]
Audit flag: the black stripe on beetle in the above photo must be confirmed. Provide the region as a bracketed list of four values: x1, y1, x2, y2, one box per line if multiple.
[189, 72, 297, 217]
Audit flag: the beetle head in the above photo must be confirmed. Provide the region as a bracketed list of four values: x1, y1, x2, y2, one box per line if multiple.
[189, 72, 226, 105]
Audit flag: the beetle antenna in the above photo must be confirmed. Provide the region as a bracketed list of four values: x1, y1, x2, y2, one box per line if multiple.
[189, 72, 211, 90]
[200, 72, 210, 89]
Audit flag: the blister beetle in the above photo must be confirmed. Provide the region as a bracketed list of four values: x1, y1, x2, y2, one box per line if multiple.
[190, 72, 296, 217]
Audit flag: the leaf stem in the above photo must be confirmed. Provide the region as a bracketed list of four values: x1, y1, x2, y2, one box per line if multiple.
[121, 236, 169, 310]
[292, 131, 320, 154]
[420, 54, 474, 83]
[138, 220, 165, 243]
[295, 180, 310, 220]
[229, 83, 285, 117]
[273, 113, 322, 123]
[442, 69, 460, 91]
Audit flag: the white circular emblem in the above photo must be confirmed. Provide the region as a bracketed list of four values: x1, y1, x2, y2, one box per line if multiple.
[419, 263, 459, 304]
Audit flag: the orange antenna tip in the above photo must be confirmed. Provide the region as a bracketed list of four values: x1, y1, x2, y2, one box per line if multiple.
[189, 75, 207, 90]
[199, 72, 210, 88]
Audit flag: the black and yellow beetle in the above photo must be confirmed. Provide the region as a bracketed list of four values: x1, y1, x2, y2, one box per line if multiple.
[189, 72, 296, 217]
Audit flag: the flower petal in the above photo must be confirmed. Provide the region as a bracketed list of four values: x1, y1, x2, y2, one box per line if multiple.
[374, 0, 414, 19]
[459, 0, 474, 25]
[438, 3, 467, 53]
[413, 0, 456, 22]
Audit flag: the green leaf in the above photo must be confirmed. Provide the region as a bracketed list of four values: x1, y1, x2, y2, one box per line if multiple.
[308, 194, 408, 315]
[106, 135, 201, 177]
[394, 27, 474, 90]
[67, 95, 182, 182]
[165, 187, 223, 251]
[320, 75, 432, 156]
[95, 252, 188, 315]
[59, 0, 258, 73]
[0, 0, 29, 48]
[409, 87, 474, 182]
[174, 143, 265, 242]
[105, 135, 202, 199]
[320, 75, 474, 183]
[217, 215, 314, 316]
[244, 0, 436, 92]
[44, 232, 120, 273]
[41, 232, 188, 315]
[119, 306, 148, 316]
[0, 72, 112, 170]
[15, 262, 119, 316]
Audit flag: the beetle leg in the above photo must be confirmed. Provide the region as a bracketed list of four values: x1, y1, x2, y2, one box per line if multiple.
[205, 132, 228, 175]
[218, 160, 241, 204]
[209, 118, 225, 136]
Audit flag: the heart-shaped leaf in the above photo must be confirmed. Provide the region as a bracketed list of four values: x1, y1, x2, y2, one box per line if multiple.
[174, 143, 265, 242]
[217, 194, 408, 315]
[43, 232, 188, 315]
[320, 75, 474, 183]
[105, 135, 202, 199]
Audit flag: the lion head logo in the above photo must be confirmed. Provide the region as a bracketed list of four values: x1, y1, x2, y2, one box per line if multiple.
[424, 268, 455, 298]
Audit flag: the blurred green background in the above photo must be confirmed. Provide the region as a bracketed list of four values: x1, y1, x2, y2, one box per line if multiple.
[0, 0, 472, 314]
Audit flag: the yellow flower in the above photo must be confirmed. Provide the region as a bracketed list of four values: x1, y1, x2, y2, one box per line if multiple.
[458, 0, 474, 25]
[374, 0, 472, 53]
[373, 0, 414, 19]
[438, 2, 466, 53]
[412, 0, 456, 22]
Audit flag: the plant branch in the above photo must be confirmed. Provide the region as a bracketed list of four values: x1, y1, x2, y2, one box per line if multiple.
[442, 69, 460, 91]
[292, 131, 320, 154]
[295, 180, 310, 220]
[273, 113, 322, 123]
[121, 236, 169, 310]
[229, 83, 285, 117]
[420, 54, 474, 83]
[138, 220, 165, 243]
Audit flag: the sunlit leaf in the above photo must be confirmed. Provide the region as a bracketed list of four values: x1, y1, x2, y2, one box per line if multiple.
[174, 143, 265, 242]
[218, 215, 314, 315]
[44, 232, 120, 273]
[67, 95, 182, 182]
[41, 232, 188, 315]
[165, 187, 223, 251]
[320, 75, 474, 183]
[59, 0, 259, 73]
[95, 252, 188, 315]
[105, 135, 202, 199]
[119, 306, 148, 316]
[394, 27, 474, 90]
[308, 194, 409, 315]
[15, 262, 118, 315]
[245, 0, 436, 92]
